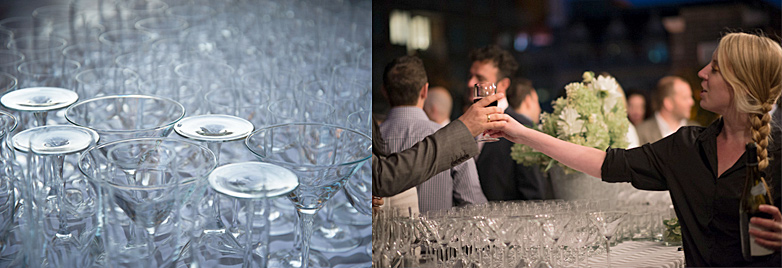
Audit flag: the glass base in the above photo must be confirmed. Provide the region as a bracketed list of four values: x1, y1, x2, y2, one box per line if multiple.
[309, 221, 360, 252]
[268, 249, 330, 268]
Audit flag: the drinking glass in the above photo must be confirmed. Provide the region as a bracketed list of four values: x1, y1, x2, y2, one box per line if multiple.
[266, 99, 335, 125]
[587, 211, 628, 268]
[140, 77, 203, 118]
[78, 138, 217, 267]
[0, 17, 34, 39]
[0, 51, 24, 77]
[204, 88, 269, 127]
[1, 87, 79, 127]
[64, 95, 185, 144]
[198, 162, 299, 268]
[245, 123, 372, 268]
[0, 111, 16, 253]
[7, 36, 67, 62]
[174, 114, 254, 252]
[12, 125, 99, 267]
[62, 42, 116, 70]
[98, 29, 155, 55]
[0, 29, 12, 48]
[74, 67, 140, 97]
[134, 17, 189, 40]
[474, 82, 499, 142]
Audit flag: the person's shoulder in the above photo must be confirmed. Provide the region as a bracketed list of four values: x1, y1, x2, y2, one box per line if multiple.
[636, 117, 656, 129]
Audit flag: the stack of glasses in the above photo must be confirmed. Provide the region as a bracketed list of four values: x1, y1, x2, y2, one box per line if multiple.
[0, 0, 372, 267]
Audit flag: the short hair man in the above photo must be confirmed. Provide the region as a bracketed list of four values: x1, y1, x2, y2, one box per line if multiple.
[477, 77, 547, 200]
[424, 86, 453, 126]
[380, 55, 487, 213]
[636, 76, 699, 144]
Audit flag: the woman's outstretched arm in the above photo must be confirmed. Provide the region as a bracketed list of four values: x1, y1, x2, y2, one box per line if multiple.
[486, 116, 606, 178]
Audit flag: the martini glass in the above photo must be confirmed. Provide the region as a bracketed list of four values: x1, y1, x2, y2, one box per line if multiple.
[245, 123, 372, 268]
[78, 138, 217, 267]
[64, 95, 185, 144]
[174, 114, 254, 253]
[588, 211, 627, 268]
[535, 212, 572, 268]
[1, 87, 79, 127]
[12, 125, 98, 266]
[203, 162, 299, 268]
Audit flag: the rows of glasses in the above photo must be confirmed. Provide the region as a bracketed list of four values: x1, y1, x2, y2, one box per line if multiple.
[0, 0, 372, 267]
[373, 199, 679, 268]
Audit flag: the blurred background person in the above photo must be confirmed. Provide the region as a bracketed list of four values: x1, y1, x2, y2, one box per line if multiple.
[478, 77, 547, 200]
[636, 75, 699, 144]
[626, 88, 649, 126]
[423, 86, 453, 126]
[379, 55, 487, 215]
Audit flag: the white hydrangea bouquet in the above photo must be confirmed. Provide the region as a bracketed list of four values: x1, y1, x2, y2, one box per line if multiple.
[511, 71, 630, 174]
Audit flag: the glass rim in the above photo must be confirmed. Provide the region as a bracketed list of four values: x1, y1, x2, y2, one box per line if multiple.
[244, 122, 371, 169]
[79, 137, 216, 189]
[65, 94, 186, 133]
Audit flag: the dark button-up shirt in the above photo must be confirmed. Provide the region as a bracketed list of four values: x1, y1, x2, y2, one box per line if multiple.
[602, 118, 781, 267]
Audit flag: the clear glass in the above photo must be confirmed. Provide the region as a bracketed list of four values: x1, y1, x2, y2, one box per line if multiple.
[78, 138, 217, 267]
[12, 125, 99, 267]
[64, 95, 185, 144]
[74, 67, 140, 97]
[588, 211, 628, 268]
[16, 59, 81, 89]
[1, 87, 79, 127]
[474, 82, 499, 142]
[198, 162, 298, 267]
[246, 123, 372, 268]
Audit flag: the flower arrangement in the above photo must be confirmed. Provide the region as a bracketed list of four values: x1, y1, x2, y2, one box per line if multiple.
[510, 71, 630, 174]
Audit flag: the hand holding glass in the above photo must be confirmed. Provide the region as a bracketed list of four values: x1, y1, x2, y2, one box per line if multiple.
[474, 82, 499, 142]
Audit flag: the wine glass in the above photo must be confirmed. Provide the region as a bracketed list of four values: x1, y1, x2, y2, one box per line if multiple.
[587, 211, 627, 268]
[245, 123, 372, 268]
[64, 95, 186, 144]
[78, 138, 217, 267]
[174, 114, 254, 253]
[473, 82, 499, 142]
[200, 162, 299, 268]
[1, 87, 79, 127]
[535, 212, 572, 268]
[11, 125, 99, 266]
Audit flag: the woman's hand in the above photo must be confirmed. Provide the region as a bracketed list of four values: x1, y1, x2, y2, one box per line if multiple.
[749, 204, 782, 251]
[484, 115, 528, 144]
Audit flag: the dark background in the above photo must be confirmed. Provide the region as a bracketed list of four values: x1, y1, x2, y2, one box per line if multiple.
[372, 0, 782, 126]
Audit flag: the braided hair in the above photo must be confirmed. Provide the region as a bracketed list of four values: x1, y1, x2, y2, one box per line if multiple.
[716, 32, 782, 171]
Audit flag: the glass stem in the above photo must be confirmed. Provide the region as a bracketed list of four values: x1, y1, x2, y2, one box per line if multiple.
[33, 112, 47, 127]
[295, 210, 316, 268]
[51, 154, 69, 236]
[146, 227, 156, 266]
[242, 199, 254, 268]
[605, 237, 612, 268]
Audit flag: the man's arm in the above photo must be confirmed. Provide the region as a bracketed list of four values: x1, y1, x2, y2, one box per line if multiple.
[372, 120, 478, 197]
[372, 93, 509, 197]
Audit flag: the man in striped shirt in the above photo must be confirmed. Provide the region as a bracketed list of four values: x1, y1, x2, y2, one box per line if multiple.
[380, 55, 487, 213]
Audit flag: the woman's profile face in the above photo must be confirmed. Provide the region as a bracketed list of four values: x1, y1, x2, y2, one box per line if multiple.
[697, 51, 733, 114]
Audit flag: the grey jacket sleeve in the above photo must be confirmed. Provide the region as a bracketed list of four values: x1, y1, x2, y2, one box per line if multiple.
[372, 119, 479, 197]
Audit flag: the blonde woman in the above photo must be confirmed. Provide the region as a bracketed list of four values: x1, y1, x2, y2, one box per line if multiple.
[487, 32, 782, 266]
